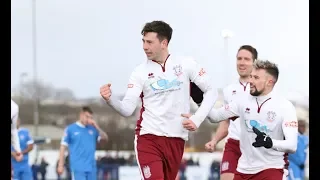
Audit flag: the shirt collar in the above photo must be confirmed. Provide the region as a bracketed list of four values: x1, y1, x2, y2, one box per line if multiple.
[76, 122, 85, 128]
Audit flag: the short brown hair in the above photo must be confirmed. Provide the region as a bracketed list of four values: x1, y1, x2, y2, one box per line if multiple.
[238, 45, 258, 61]
[141, 21, 173, 43]
[254, 60, 279, 82]
[81, 106, 93, 114]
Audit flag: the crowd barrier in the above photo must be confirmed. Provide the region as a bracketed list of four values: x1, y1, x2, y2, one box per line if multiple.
[96, 165, 220, 180]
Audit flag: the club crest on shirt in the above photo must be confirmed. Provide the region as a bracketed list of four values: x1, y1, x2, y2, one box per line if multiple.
[245, 108, 250, 113]
[232, 90, 236, 95]
[267, 111, 276, 122]
[19, 135, 24, 140]
[173, 65, 183, 77]
[143, 165, 151, 178]
[221, 161, 229, 171]
[88, 130, 93, 135]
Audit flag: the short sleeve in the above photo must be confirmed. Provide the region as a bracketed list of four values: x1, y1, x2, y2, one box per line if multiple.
[61, 127, 71, 146]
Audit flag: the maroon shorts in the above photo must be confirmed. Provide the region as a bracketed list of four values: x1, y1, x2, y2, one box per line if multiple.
[134, 134, 185, 180]
[220, 138, 241, 174]
[234, 168, 284, 180]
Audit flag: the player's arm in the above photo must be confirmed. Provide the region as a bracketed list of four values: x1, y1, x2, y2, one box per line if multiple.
[91, 123, 108, 141]
[11, 114, 21, 153]
[107, 68, 143, 117]
[211, 120, 230, 143]
[271, 103, 298, 153]
[211, 90, 233, 143]
[187, 59, 219, 128]
[11, 146, 20, 158]
[58, 128, 70, 167]
[207, 101, 240, 123]
[22, 130, 34, 154]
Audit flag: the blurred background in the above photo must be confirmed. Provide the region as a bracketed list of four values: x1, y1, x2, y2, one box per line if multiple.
[11, 0, 309, 179]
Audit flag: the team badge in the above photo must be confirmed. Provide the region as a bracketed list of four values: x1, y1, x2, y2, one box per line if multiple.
[267, 111, 276, 122]
[221, 161, 229, 171]
[143, 165, 151, 178]
[173, 65, 183, 77]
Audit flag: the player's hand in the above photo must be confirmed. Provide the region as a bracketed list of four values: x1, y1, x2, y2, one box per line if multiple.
[100, 84, 112, 101]
[14, 152, 23, 162]
[205, 140, 217, 152]
[181, 113, 197, 131]
[88, 119, 97, 127]
[57, 164, 64, 175]
[252, 126, 273, 149]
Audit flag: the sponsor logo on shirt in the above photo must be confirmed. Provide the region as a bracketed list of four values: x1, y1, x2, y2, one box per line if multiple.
[245, 119, 271, 133]
[150, 78, 183, 94]
[284, 121, 298, 127]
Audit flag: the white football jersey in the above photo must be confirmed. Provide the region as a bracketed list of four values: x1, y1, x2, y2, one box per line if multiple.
[108, 54, 218, 140]
[11, 99, 21, 152]
[208, 91, 298, 174]
[223, 81, 250, 140]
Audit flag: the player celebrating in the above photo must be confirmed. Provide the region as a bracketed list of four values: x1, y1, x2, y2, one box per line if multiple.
[11, 119, 34, 180]
[57, 106, 108, 180]
[204, 45, 258, 180]
[100, 20, 218, 180]
[183, 60, 298, 180]
[288, 119, 309, 180]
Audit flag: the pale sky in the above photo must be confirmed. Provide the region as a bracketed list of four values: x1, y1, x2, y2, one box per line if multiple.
[11, 0, 309, 99]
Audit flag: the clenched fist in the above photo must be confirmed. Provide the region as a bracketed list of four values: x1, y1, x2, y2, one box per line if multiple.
[100, 84, 112, 101]
[181, 113, 197, 131]
[205, 140, 217, 153]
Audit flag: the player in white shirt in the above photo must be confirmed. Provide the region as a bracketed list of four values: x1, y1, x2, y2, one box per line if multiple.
[204, 45, 258, 180]
[100, 21, 218, 180]
[11, 99, 22, 154]
[208, 60, 297, 180]
[11, 99, 23, 178]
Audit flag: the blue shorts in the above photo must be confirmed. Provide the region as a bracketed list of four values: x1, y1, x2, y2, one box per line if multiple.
[13, 166, 33, 180]
[72, 171, 97, 180]
[288, 163, 304, 180]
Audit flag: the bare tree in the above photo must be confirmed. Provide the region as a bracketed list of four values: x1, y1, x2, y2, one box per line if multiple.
[18, 79, 55, 101]
[54, 88, 75, 101]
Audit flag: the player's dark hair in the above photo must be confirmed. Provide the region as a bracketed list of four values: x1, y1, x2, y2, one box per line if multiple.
[254, 60, 279, 83]
[81, 106, 93, 114]
[141, 21, 173, 43]
[238, 45, 258, 61]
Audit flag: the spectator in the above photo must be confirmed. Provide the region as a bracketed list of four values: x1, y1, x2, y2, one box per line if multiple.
[31, 159, 38, 180]
[39, 157, 49, 180]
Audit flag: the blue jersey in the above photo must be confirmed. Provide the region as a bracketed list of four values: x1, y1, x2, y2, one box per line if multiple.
[11, 128, 34, 170]
[61, 122, 100, 172]
[288, 133, 308, 166]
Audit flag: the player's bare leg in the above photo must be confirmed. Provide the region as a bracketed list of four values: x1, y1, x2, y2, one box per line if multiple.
[221, 173, 234, 180]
